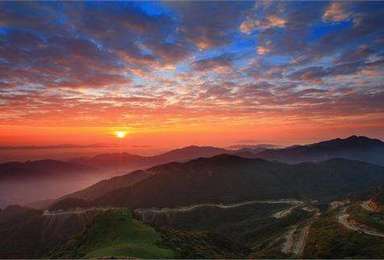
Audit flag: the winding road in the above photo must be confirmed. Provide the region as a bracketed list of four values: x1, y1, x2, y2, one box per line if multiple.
[134, 199, 304, 216]
[337, 207, 384, 238]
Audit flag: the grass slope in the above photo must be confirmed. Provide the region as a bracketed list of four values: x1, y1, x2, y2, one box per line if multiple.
[50, 209, 175, 258]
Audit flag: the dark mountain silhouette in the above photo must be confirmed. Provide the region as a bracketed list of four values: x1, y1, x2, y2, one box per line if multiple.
[70, 145, 228, 171]
[253, 136, 384, 166]
[53, 155, 384, 210]
[0, 159, 95, 181]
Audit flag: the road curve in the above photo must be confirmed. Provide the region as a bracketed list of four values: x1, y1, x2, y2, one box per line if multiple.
[337, 207, 384, 238]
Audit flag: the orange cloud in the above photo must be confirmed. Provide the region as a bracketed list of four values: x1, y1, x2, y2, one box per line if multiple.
[240, 15, 286, 34]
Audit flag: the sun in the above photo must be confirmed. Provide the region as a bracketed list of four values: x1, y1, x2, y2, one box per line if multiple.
[114, 130, 127, 139]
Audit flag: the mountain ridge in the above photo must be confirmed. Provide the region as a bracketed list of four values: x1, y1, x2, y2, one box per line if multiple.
[254, 135, 384, 166]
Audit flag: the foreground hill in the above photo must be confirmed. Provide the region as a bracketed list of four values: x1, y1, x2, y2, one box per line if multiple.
[54, 155, 384, 210]
[6, 192, 383, 258]
[0, 206, 244, 259]
[254, 136, 384, 166]
[49, 209, 175, 258]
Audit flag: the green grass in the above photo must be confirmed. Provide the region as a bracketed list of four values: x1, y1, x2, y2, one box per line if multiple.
[50, 209, 175, 258]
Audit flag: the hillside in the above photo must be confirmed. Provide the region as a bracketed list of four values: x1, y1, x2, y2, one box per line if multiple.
[52, 155, 384, 210]
[62, 170, 152, 201]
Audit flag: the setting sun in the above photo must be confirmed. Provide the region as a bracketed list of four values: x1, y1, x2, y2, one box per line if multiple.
[114, 130, 127, 139]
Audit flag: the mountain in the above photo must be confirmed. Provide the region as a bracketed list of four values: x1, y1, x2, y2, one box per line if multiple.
[52, 155, 384, 210]
[254, 136, 384, 166]
[0, 159, 95, 181]
[70, 145, 228, 171]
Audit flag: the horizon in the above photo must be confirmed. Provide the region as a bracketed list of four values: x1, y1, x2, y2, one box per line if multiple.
[0, 134, 381, 163]
[1, 1, 383, 148]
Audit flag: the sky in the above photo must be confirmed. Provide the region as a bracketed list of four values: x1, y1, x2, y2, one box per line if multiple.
[0, 1, 383, 150]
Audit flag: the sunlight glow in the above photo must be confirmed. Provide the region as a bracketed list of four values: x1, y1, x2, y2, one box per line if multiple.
[114, 130, 127, 139]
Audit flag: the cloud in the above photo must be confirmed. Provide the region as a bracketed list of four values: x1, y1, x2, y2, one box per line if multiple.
[0, 1, 383, 135]
[257, 46, 269, 55]
[240, 15, 286, 34]
[335, 45, 375, 64]
[0, 2, 195, 90]
[192, 55, 234, 73]
[288, 66, 328, 83]
[166, 1, 253, 49]
[323, 2, 351, 22]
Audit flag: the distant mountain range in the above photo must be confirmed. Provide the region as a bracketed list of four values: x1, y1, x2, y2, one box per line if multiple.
[253, 135, 384, 166]
[69, 136, 384, 171]
[2, 135, 382, 181]
[70, 145, 228, 171]
[0, 159, 95, 181]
